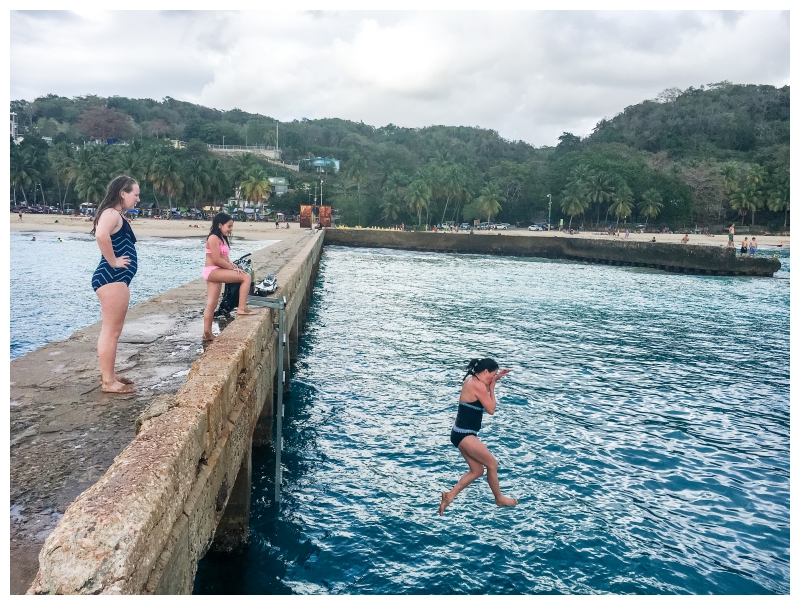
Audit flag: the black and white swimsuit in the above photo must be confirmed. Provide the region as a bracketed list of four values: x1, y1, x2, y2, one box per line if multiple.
[450, 399, 485, 448]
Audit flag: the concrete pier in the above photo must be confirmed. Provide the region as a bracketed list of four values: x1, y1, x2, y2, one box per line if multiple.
[11, 230, 322, 594]
[323, 229, 781, 277]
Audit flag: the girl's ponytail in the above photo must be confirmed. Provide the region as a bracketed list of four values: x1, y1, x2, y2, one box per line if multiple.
[463, 357, 499, 381]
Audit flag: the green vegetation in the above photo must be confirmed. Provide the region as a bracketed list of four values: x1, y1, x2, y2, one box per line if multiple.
[9, 82, 790, 230]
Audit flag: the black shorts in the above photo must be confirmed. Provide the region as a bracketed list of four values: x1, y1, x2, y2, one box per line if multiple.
[450, 428, 478, 448]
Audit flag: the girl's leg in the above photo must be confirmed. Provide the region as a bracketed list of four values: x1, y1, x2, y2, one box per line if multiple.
[96, 282, 133, 393]
[203, 280, 223, 341]
[206, 269, 258, 316]
[439, 437, 485, 515]
[236, 272, 254, 314]
[440, 436, 517, 514]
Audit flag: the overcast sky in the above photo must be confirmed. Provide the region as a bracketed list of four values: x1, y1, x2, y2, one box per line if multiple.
[10, 10, 790, 147]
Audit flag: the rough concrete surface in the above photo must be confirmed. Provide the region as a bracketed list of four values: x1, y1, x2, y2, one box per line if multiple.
[10, 230, 316, 594]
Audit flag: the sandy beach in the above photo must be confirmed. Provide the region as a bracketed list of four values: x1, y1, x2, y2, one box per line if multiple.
[10, 213, 306, 242]
[10, 213, 790, 248]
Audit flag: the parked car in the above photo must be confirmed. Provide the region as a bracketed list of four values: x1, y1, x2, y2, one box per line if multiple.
[528, 224, 543, 231]
[496, 223, 510, 230]
[460, 223, 470, 230]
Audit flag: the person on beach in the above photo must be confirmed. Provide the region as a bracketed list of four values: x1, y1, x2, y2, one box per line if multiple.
[741, 237, 748, 255]
[90, 175, 140, 394]
[439, 358, 518, 515]
[202, 212, 258, 342]
[729, 224, 735, 247]
[681, 234, 689, 244]
[749, 237, 758, 256]
[18, 211, 23, 221]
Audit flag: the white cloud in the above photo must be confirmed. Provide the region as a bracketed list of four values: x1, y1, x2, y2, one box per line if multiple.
[10, 10, 789, 146]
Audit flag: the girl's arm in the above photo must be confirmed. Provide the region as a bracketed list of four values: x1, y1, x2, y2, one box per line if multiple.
[471, 369, 511, 415]
[207, 236, 237, 270]
[471, 380, 497, 415]
[95, 210, 129, 269]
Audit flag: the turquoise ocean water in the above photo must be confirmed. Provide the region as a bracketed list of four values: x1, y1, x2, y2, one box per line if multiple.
[194, 244, 790, 595]
[10, 231, 274, 359]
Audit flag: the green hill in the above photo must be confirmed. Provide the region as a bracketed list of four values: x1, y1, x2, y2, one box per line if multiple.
[9, 84, 790, 230]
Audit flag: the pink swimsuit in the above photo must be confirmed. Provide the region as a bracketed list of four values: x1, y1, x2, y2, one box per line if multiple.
[203, 241, 230, 280]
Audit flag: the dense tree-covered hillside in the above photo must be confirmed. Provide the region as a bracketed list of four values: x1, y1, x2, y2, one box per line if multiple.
[9, 83, 790, 230]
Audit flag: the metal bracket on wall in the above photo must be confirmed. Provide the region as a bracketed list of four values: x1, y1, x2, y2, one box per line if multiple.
[247, 295, 288, 505]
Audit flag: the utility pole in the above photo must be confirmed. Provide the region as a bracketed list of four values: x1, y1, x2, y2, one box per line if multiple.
[547, 194, 552, 231]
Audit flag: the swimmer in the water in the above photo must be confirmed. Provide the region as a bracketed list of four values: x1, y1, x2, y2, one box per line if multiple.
[439, 358, 518, 515]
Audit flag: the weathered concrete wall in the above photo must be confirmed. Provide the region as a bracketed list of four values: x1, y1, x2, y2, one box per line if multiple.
[323, 229, 781, 277]
[28, 231, 324, 595]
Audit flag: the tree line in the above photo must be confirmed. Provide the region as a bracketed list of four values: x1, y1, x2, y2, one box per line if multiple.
[10, 83, 789, 229]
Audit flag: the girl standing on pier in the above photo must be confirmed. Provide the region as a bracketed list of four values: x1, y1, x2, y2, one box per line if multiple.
[202, 213, 258, 342]
[91, 175, 139, 394]
[439, 358, 518, 515]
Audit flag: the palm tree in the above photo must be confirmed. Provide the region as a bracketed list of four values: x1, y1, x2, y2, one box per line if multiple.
[47, 143, 75, 210]
[229, 153, 260, 186]
[586, 171, 615, 227]
[239, 166, 272, 207]
[637, 188, 663, 228]
[70, 146, 109, 208]
[559, 180, 590, 230]
[729, 185, 759, 226]
[721, 162, 739, 195]
[207, 157, 231, 210]
[73, 159, 109, 207]
[608, 185, 633, 226]
[182, 157, 212, 210]
[404, 179, 431, 227]
[380, 173, 405, 224]
[439, 164, 466, 225]
[346, 153, 368, 213]
[112, 141, 145, 182]
[380, 193, 404, 224]
[569, 163, 593, 184]
[766, 169, 790, 227]
[476, 182, 504, 222]
[10, 146, 38, 204]
[745, 165, 766, 225]
[150, 153, 183, 209]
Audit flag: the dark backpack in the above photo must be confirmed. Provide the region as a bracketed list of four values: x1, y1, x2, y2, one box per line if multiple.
[214, 254, 255, 317]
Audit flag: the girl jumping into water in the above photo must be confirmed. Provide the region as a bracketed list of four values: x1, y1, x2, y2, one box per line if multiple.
[439, 358, 518, 515]
[202, 212, 258, 342]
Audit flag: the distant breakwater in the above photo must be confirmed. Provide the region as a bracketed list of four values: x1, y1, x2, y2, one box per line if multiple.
[323, 230, 781, 277]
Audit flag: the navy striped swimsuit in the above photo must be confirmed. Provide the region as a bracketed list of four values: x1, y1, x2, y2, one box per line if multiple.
[92, 219, 138, 291]
[450, 399, 485, 448]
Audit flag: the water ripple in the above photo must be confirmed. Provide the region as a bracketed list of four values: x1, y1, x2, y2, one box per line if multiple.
[196, 245, 789, 595]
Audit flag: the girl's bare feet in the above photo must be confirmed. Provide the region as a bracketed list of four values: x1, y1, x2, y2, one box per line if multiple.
[235, 307, 258, 316]
[202, 331, 216, 342]
[438, 491, 454, 515]
[495, 496, 518, 507]
[101, 380, 136, 394]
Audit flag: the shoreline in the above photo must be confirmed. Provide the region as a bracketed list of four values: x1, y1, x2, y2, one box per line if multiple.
[11, 214, 790, 247]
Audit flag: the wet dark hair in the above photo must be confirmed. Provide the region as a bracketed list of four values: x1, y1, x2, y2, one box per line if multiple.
[207, 212, 233, 247]
[463, 358, 499, 381]
[91, 175, 138, 235]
